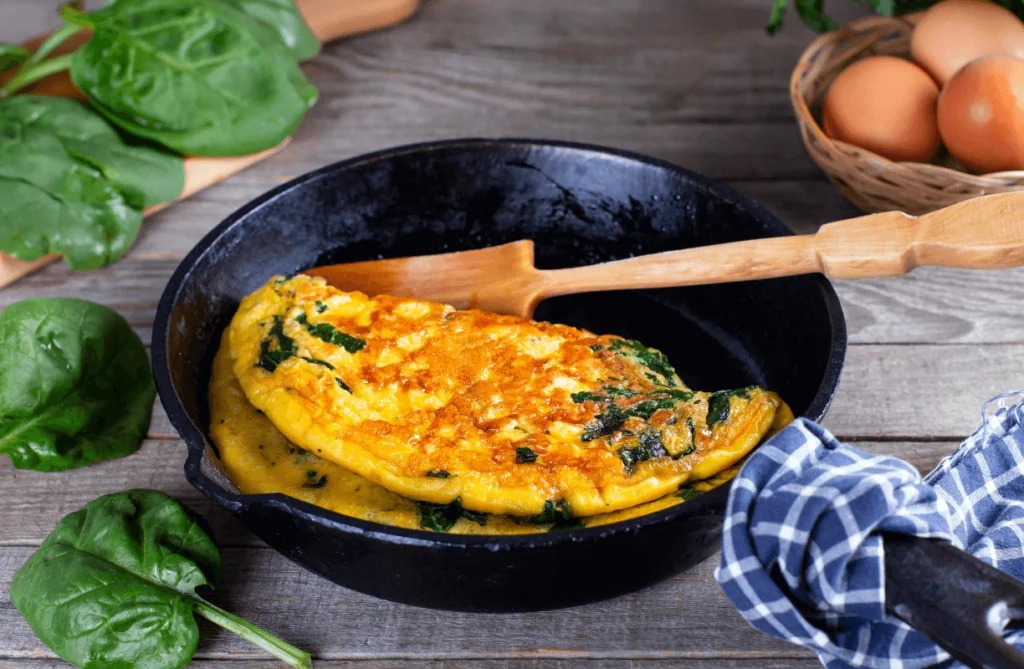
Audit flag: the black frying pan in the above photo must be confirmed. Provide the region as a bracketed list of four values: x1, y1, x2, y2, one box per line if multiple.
[153, 139, 848, 612]
[153, 139, 1024, 666]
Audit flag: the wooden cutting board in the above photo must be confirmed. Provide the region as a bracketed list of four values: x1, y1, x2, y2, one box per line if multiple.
[0, 0, 420, 288]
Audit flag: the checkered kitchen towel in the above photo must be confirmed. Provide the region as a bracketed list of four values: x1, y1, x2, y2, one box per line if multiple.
[717, 392, 1024, 668]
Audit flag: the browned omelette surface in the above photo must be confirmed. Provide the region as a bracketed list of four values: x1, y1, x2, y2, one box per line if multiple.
[209, 330, 781, 534]
[229, 274, 783, 518]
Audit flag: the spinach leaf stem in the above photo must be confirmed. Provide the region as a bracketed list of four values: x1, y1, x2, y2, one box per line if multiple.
[192, 597, 312, 669]
[1, 53, 74, 98]
[23, 22, 82, 70]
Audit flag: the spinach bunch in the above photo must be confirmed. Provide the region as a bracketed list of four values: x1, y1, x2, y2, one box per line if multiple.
[0, 0, 317, 267]
[766, 0, 1024, 33]
[0, 95, 184, 268]
[2, 0, 319, 157]
[0, 298, 155, 471]
[11, 489, 312, 669]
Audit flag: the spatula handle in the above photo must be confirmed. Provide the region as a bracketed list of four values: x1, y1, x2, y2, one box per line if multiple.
[816, 191, 1024, 279]
[295, 0, 421, 43]
[538, 192, 1024, 296]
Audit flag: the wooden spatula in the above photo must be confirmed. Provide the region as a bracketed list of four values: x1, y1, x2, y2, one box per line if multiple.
[306, 191, 1024, 318]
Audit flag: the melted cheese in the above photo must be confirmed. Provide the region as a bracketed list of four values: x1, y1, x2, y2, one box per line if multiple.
[228, 275, 784, 518]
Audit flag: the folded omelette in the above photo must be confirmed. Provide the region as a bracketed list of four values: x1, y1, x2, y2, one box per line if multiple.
[222, 274, 790, 521]
[209, 331, 749, 534]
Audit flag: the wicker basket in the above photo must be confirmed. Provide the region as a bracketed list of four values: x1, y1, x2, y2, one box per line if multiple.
[791, 15, 1024, 215]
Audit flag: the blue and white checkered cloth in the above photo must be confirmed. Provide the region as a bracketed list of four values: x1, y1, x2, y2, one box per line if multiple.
[717, 391, 1024, 668]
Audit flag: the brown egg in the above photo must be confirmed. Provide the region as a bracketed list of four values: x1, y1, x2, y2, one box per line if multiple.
[911, 0, 1024, 84]
[937, 55, 1024, 172]
[821, 56, 940, 162]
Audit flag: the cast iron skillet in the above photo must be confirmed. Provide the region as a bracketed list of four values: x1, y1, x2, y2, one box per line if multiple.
[152, 138, 847, 613]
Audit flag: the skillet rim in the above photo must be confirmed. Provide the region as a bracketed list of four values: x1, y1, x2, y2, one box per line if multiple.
[152, 137, 848, 549]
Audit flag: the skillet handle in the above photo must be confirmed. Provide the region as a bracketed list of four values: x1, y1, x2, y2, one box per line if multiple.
[884, 533, 1024, 669]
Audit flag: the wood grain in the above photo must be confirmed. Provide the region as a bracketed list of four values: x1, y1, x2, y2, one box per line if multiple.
[0, 544, 809, 662]
[3, 662, 821, 669]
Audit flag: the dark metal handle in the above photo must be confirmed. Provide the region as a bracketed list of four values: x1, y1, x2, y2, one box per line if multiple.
[884, 533, 1024, 669]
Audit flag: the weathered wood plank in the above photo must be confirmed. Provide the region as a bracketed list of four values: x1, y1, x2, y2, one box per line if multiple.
[824, 345, 1024, 438]
[3, 661, 821, 668]
[0, 545, 810, 661]
[0, 438, 958, 548]
[833, 271, 1024, 346]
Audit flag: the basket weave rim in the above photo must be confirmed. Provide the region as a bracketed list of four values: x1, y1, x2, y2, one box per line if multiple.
[790, 14, 1024, 181]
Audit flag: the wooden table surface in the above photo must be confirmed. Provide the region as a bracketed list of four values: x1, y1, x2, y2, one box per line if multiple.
[3, 2, 1023, 668]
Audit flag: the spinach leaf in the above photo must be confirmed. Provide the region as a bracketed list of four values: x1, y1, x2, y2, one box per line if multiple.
[0, 95, 184, 208]
[258, 316, 298, 372]
[580, 392, 687, 442]
[571, 390, 601, 403]
[64, 0, 318, 157]
[418, 497, 488, 532]
[296, 313, 366, 353]
[10, 490, 311, 668]
[462, 508, 489, 526]
[618, 430, 669, 471]
[608, 338, 680, 387]
[0, 299, 154, 471]
[301, 356, 334, 369]
[528, 499, 584, 531]
[706, 387, 753, 428]
[0, 119, 141, 269]
[677, 485, 700, 501]
[302, 471, 328, 488]
[581, 403, 628, 442]
[0, 44, 29, 73]
[515, 446, 538, 464]
[217, 0, 320, 61]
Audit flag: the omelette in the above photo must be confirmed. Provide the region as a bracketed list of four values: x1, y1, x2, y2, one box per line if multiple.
[227, 274, 788, 519]
[209, 329, 773, 533]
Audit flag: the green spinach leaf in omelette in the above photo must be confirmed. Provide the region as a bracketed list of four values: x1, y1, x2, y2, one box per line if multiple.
[418, 498, 488, 532]
[706, 387, 754, 427]
[10, 489, 311, 669]
[0, 298, 154, 471]
[296, 313, 366, 353]
[258, 316, 299, 372]
[529, 500, 585, 531]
